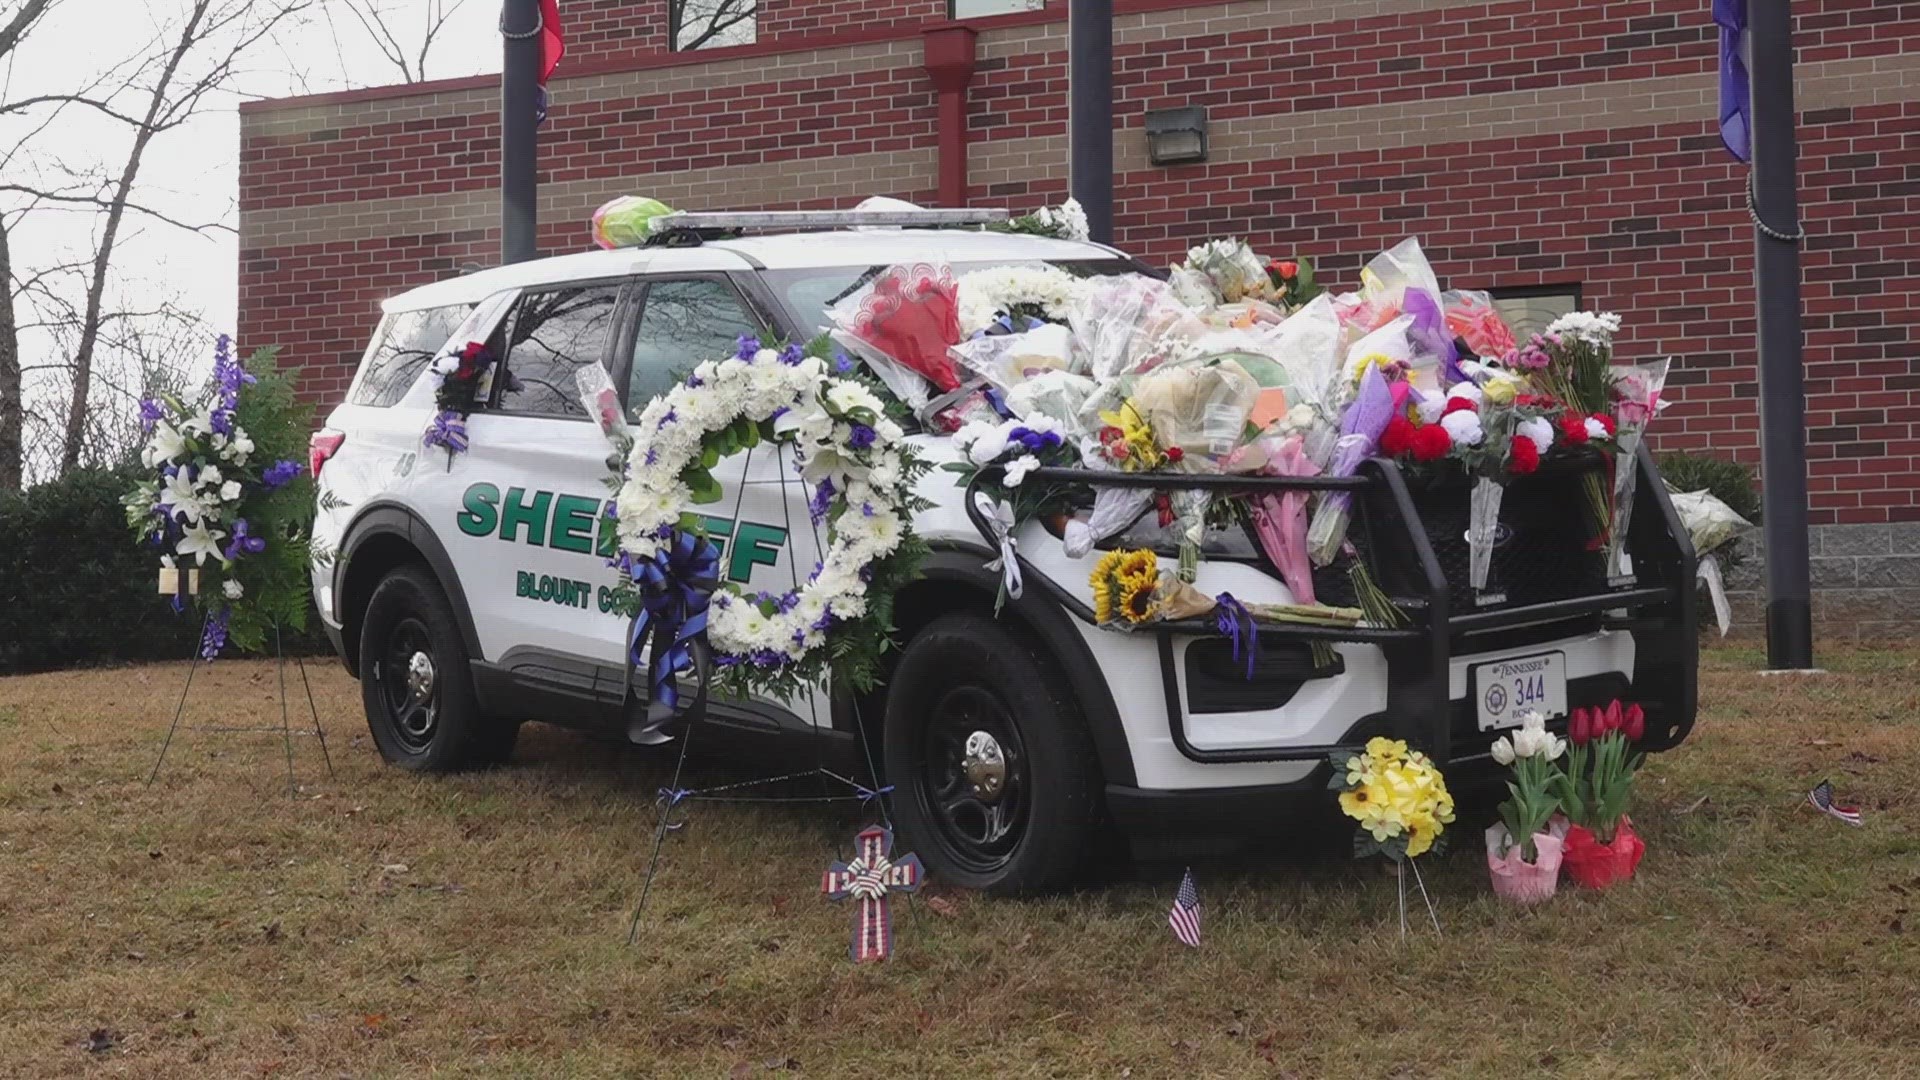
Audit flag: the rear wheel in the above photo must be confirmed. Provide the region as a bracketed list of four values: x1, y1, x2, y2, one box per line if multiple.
[883, 613, 1102, 892]
[359, 566, 517, 770]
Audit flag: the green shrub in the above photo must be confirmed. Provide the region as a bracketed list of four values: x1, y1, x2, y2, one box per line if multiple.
[1658, 451, 1761, 525]
[0, 467, 328, 676]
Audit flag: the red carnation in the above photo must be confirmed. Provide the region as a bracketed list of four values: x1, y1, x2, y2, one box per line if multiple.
[1380, 415, 1418, 457]
[1507, 435, 1540, 475]
[1411, 423, 1452, 462]
[1559, 413, 1590, 444]
[1443, 397, 1479, 417]
[1592, 413, 1618, 437]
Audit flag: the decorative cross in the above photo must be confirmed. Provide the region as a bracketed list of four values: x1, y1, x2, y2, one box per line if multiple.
[821, 826, 924, 963]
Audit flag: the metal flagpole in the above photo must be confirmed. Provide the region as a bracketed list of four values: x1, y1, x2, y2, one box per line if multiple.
[1747, 0, 1814, 670]
[500, 0, 542, 265]
[1067, 0, 1114, 244]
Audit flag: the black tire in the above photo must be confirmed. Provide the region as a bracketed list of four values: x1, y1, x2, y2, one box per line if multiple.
[358, 565, 518, 771]
[883, 613, 1103, 893]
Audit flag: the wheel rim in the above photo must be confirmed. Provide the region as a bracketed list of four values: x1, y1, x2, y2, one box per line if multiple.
[378, 617, 438, 753]
[916, 684, 1030, 874]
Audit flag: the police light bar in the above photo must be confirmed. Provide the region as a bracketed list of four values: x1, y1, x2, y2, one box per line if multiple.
[647, 208, 1010, 232]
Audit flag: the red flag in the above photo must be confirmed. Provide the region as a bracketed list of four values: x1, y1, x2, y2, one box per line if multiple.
[539, 0, 564, 85]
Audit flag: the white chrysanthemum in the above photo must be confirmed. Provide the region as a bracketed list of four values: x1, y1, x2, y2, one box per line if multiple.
[1415, 396, 1446, 425]
[1545, 310, 1622, 346]
[1584, 417, 1610, 441]
[825, 381, 884, 417]
[1440, 410, 1485, 447]
[955, 265, 1087, 336]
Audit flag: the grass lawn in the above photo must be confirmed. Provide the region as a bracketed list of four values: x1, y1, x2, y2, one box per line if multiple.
[0, 645, 1915, 1078]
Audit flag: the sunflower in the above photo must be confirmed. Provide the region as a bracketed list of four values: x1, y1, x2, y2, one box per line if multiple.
[1116, 548, 1157, 585]
[1090, 552, 1127, 623]
[1119, 576, 1160, 624]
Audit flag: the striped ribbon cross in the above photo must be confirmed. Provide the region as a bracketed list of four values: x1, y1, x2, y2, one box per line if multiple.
[821, 826, 924, 963]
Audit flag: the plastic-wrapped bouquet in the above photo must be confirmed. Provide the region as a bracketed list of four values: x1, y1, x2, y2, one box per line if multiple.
[125, 336, 315, 659]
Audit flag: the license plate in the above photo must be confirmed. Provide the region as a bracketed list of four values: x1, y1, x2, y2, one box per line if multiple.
[1473, 652, 1567, 732]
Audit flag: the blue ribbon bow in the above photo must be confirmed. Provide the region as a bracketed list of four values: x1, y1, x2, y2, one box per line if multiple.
[629, 529, 722, 716]
[1214, 592, 1259, 681]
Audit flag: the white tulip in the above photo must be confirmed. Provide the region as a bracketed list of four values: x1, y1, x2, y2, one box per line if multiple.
[1491, 737, 1516, 766]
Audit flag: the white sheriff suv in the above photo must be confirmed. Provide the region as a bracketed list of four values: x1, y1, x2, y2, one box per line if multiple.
[310, 210, 1699, 892]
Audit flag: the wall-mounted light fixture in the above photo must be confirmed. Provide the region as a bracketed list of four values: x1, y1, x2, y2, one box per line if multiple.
[1144, 105, 1209, 166]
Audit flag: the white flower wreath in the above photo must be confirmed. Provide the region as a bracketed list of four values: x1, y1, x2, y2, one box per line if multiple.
[955, 264, 1088, 337]
[614, 341, 920, 684]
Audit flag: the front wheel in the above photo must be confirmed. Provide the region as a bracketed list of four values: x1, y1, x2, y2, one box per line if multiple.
[358, 566, 517, 771]
[883, 613, 1103, 892]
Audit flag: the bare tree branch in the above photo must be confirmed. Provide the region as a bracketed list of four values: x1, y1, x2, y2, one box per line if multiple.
[325, 0, 464, 84]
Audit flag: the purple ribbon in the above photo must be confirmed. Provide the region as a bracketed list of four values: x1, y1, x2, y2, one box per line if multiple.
[422, 410, 469, 455]
[1714, 0, 1751, 163]
[1213, 592, 1259, 681]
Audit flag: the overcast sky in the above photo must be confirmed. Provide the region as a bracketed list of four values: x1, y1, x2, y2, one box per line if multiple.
[4, 1, 499, 349]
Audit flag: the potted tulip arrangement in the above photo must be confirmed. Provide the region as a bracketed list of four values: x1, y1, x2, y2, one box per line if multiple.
[1485, 711, 1568, 904]
[1554, 700, 1647, 889]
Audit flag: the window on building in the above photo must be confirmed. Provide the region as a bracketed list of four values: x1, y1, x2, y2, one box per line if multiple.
[1488, 286, 1582, 340]
[671, 0, 756, 50]
[951, 0, 1045, 18]
[496, 284, 622, 417]
[627, 278, 765, 409]
[349, 304, 473, 408]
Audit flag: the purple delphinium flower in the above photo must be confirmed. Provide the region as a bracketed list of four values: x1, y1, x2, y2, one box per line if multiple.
[200, 608, 230, 661]
[644, 447, 660, 467]
[261, 459, 302, 490]
[734, 334, 761, 360]
[224, 518, 267, 561]
[657, 407, 677, 430]
[777, 343, 804, 366]
[685, 372, 704, 389]
[847, 423, 877, 451]
[138, 398, 166, 433]
[807, 480, 834, 525]
[1009, 426, 1063, 453]
[832, 351, 856, 375]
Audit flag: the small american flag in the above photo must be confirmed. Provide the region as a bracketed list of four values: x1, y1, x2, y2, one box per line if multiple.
[1168, 868, 1202, 948]
[1808, 779, 1864, 827]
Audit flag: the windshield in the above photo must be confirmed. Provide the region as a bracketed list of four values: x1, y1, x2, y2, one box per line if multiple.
[761, 258, 1145, 337]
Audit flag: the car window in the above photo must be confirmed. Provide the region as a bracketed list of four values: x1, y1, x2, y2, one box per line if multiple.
[495, 284, 622, 417]
[626, 278, 764, 410]
[350, 304, 473, 407]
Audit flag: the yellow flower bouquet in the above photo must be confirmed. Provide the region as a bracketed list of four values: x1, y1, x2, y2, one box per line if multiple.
[1334, 737, 1455, 860]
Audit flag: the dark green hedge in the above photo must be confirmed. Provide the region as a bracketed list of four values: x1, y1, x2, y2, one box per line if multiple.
[0, 467, 328, 676]
[1658, 451, 1761, 525]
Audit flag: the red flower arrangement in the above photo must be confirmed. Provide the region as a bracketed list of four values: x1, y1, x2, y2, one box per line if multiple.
[1559, 412, 1591, 445]
[1555, 699, 1647, 889]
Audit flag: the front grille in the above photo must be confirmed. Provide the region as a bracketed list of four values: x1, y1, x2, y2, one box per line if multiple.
[1312, 454, 1610, 612]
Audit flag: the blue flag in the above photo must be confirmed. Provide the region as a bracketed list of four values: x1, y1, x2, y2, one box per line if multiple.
[1714, 0, 1751, 162]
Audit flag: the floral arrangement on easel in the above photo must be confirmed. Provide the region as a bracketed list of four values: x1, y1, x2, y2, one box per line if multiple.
[124, 336, 315, 658]
[1334, 737, 1455, 934]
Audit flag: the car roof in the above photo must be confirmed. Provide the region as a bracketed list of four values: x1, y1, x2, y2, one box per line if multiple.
[382, 229, 1127, 313]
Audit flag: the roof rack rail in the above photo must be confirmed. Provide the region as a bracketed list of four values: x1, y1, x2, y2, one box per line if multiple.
[642, 207, 1010, 246]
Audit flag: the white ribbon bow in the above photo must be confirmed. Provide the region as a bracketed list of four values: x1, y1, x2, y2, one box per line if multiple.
[975, 491, 1023, 601]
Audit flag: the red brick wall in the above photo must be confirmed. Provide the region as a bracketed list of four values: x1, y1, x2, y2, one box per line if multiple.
[759, 0, 945, 41]
[239, 0, 1920, 525]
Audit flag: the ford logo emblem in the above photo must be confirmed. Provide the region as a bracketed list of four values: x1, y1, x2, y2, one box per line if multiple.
[1464, 525, 1517, 548]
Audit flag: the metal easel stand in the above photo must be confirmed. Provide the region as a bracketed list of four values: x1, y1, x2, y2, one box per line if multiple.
[147, 617, 336, 798]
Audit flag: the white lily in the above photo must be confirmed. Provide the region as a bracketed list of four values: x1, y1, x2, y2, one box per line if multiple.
[159, 469, 208, 525]
[175, 521, 227, 566]
[142, 420, 188, 468]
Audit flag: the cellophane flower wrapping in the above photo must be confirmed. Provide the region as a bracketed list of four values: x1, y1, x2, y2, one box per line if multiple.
[1126, 358, 1260, 468]
[1070, 275, 1212, 430]
[1485, 822, 1564, 905]
[1307, 363, 1395, 565]
[1005, 369, 1097, 438]
[1250, 432, 1319, 604]
[1604, 359, 1670, 571]
[1468, 474, 1505, 591]
[948, 321, 1075, 395]
[591, 196, 674, 249]
[827, 263, 964, 404]
[1073, 448, 1155, 556]
[1443, 289, 1518, 358]
[1563, 816, 1645, 890]
[1179, 239, 1272, 304]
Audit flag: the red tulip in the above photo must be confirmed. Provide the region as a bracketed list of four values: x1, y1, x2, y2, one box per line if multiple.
[1599, 699, 1623, 737]
[1622, 703, 1646, 742]
[1569, 706, 1592, 746]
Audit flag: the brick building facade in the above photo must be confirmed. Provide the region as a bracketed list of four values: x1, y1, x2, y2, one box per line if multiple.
[238, 0, 1920, 629]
